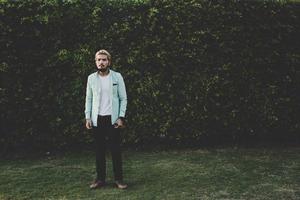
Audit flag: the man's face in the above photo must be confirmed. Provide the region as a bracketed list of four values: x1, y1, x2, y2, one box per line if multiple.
[95, 54, 110, 72]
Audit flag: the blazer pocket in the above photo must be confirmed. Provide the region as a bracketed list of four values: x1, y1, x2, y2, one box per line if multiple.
[112, 83, 118, 95]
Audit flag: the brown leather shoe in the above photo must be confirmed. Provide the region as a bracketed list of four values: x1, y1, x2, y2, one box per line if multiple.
[90, 180, 106, 189]
[115, 181, 128, 189]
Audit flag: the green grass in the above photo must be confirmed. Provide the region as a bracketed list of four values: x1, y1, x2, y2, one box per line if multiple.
[0, 147, 299, 200]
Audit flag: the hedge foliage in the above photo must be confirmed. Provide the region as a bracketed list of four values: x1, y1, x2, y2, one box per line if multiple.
[1, 0, 299, 151]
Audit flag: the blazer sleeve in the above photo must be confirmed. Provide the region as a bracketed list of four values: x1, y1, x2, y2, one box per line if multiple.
[117, 73, 127, 118]
[85, 76, 93, 119]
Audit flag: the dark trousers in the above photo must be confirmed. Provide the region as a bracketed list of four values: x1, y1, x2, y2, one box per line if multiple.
[93, 115, 123, 182]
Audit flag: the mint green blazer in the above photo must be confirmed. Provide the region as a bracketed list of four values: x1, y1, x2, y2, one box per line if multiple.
[85, 69, 127, 126]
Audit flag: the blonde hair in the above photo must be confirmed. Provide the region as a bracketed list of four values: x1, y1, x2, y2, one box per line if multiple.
[95, 49, 111, 65]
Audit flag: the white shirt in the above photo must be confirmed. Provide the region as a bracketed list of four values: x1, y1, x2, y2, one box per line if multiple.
[98, 73, 112, 116]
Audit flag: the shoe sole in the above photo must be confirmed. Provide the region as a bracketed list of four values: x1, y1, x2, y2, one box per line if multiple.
[115, 184, 128, 189]
[90, 183, 106, 189]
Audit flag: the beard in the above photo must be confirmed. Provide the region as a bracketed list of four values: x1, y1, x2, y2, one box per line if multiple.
[97, 66, 109, 73]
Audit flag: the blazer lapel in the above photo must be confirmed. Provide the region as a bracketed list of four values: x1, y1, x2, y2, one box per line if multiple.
[110, 70, 113, 99]
[94, 72, 101, 95]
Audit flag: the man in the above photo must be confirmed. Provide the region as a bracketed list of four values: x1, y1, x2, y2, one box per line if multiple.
[85, 49, 128, 189]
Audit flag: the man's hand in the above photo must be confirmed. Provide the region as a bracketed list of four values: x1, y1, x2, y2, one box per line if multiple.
[114, 118, 125, 129]
[86, 119, 92, 129]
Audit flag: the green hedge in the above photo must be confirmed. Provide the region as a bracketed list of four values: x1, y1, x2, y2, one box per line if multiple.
[1, 0, 299, 152]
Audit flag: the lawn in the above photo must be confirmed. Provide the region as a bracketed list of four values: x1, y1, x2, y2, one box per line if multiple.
[0, 147, 299, 200]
